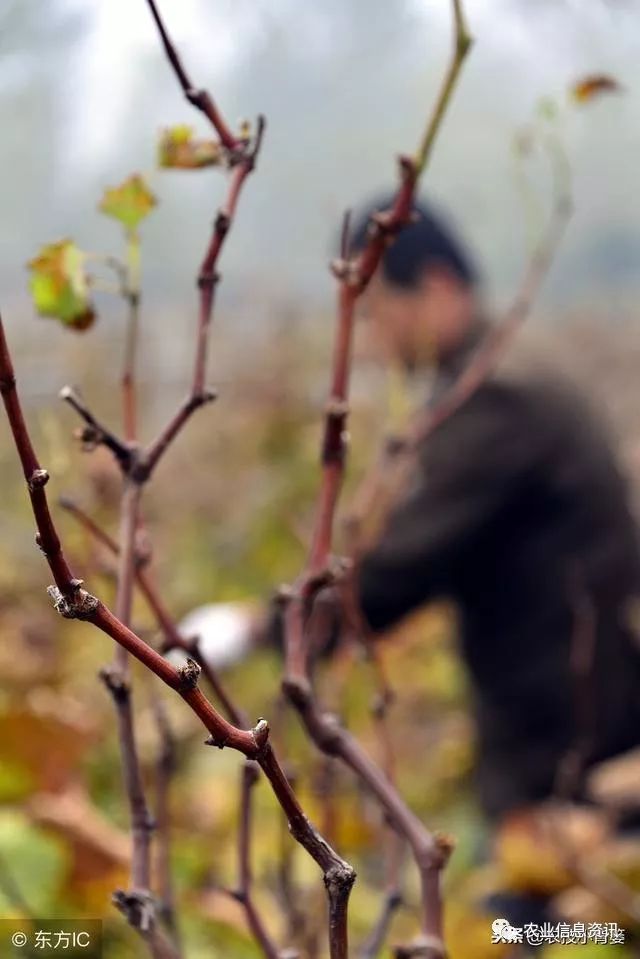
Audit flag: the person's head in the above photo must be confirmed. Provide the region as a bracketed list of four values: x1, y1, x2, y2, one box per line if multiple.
[351, 197, 480, 371]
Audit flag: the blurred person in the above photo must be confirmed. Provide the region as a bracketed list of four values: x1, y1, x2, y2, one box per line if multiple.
[173, 593, 342, 671]
[351, 197, 640, 837]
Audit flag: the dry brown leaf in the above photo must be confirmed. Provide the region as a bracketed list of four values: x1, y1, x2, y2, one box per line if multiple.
[572, 73, 623, 104]
[28, 785, 130, 911]
[28, 786, 130, 866]
[0, 700, 96, 793]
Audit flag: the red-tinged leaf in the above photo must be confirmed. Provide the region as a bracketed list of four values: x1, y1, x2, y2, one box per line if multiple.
[27, 240, 95, 331]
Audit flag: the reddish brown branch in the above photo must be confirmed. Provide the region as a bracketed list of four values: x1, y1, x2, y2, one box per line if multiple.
[60, 495, 120, 553]
[101, 663, 157, 929]
[281, 678, 451, 947]
[152, 690, 181, 947]
[137, 0, 266, 480]
[259, 744, 355, 959]
[0, 336, 76, 597]
[0, 314, 354, 958]
[101, 247, 157, 943]
[283, 154, 424, 683]
[144, 0, 239, 151]
[114, 481, 141, 637]
[57, 115, 265, 488]
[101, 479, 157, 920]
[191, 115, 265, 402]
[139, 124, 265, 478]
[230, 762, 280, 959]
[275, 763, 307, 950]
[361, 653, 405, 959]
[142, 390, 216, 478]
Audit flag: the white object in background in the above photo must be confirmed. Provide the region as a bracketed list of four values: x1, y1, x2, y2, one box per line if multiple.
[176, 602, 255, 670]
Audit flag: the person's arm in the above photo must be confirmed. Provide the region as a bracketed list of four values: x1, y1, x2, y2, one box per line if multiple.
[357, 382, 538, 633]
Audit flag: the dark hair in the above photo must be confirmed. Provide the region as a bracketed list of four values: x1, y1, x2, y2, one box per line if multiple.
[350, 196, 478, 290]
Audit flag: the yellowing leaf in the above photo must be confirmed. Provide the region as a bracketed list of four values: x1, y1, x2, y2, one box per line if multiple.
[27, 240, 94, 331]
[158, 124, 224, 169]
[98, 173, 157, 229]
[571, 74, 623, 104]
[446, 899, 511, 959]
[495, 803, 609, 896]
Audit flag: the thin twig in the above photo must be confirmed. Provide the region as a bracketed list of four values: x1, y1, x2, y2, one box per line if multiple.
[151, 689, 181, 948]
[138, 0, 266, 481]
[359, 654, 405, 959]
[414, 0, 472, 175]
[360, 886, 403, 959]
[282, 677, 453, 952]
[142, 391, 216, 478]
[59, 385, 132, 471]
[229, 762, 280, 959]
[143, 0, 239, 151]
[142, 121, 265, 480]
[274, 762, 307, 951]
[104, 221, 155, 941]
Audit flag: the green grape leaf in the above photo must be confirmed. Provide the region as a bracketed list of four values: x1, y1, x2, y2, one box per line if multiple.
[0, 811, 68, 916]
[27, 240, 95, 331]
[98, 173, 157, 229]
[158, 124, 224, 169]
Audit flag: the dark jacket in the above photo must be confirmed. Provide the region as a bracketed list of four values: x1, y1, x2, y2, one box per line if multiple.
[357, 326, 640, 820]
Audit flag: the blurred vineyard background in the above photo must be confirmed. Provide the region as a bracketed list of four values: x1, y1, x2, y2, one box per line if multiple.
[3, 1, 640, 957]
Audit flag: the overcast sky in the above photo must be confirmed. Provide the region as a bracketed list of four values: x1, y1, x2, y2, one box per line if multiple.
[2, 0, 639, 336]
